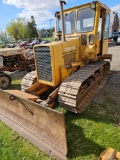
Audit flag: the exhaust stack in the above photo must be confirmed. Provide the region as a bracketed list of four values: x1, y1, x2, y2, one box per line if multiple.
[59, 0, 66, 41]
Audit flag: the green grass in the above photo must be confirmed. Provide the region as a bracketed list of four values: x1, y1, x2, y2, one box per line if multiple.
[66, 101, 120, 160]
[41, 37, 54, 41]
[9, 79, 22, 90]
[0, 78, 120, 160]
[0, 122, 53, 160]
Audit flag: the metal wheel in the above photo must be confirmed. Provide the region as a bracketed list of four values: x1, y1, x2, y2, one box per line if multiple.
[0, 73, 11, 90]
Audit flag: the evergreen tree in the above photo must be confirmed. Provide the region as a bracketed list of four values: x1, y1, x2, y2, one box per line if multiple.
[27, 16, 38, 38]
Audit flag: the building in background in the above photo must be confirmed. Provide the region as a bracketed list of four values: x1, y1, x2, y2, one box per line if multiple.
[39, 29, 50, 38]
[109, 12, 119, 38]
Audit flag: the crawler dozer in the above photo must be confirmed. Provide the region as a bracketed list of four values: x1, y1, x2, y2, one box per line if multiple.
[0, 1, 112, 160]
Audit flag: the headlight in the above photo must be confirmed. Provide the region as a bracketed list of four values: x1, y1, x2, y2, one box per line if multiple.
[81, 35, 87, 45]
[89, 34, 94, 45]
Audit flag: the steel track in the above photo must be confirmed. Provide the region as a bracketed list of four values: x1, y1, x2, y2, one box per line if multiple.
[58, 61, 110, 113]
[21, 71, 37, 91]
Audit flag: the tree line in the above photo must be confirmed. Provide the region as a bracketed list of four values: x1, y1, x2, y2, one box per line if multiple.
[0, 16, 38, 43]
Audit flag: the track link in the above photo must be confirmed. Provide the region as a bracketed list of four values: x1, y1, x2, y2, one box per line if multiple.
[58, 61, 110, 113]
[21, 71, 37, 91]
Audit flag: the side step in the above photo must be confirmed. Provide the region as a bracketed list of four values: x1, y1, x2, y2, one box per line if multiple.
[0, 89, 67, 160]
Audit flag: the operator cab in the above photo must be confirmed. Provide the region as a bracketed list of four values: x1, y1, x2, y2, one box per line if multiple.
[55, 1, 110, 55]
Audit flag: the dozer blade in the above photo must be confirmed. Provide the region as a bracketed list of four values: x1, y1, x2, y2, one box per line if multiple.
[0, 89, 67, 160]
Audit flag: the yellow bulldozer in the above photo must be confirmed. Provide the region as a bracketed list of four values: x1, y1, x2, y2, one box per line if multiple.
[0, 1, 112, 160]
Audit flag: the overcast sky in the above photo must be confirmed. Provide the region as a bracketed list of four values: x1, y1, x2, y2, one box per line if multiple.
[0, 0, 120, 30]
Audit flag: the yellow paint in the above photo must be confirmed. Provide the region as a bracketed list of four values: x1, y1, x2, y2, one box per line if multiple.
[33, 1, 110, 88]
[99, 147, 120, 160]
[27, 82, 51, 96]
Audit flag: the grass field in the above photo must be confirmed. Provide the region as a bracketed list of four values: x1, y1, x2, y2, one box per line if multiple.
[42, 37, 54, 41]
[0, 77, 120, 160]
